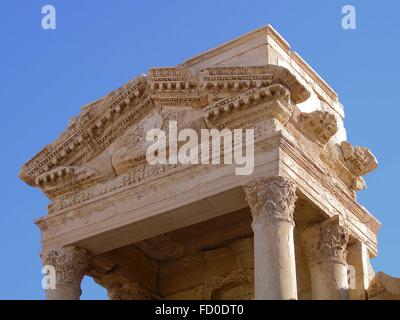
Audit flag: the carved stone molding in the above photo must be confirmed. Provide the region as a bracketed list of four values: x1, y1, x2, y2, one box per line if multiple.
[107, 282, 157, 300]
[243, 175, 297, 227]
[35, 165, 105, 200]
[204, 84, 294, 129]
[41, 246, 90, 285]
[297, 110, 338, 146]
[302, 215, 350, 266]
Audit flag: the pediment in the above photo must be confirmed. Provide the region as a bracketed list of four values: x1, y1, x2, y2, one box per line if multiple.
[20, 64, 310, 191]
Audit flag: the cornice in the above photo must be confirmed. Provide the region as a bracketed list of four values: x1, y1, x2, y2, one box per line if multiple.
[278, 136, 381, 235]
[180, 24, 337, 102]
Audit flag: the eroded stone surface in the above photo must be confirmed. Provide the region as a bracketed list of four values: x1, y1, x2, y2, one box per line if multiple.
[368, 272, 400, 300]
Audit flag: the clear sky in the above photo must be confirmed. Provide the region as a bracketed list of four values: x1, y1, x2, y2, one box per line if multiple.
[0, 0, 399, 299]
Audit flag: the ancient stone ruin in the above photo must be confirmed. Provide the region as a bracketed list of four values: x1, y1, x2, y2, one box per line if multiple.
[20, 25, 399, 300]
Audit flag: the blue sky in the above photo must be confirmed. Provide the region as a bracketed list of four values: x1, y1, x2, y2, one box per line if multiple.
[0, 0, 399, 299]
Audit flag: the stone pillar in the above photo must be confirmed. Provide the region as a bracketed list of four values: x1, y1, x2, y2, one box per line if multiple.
[243, 175, 298, 300]
[108, 282, 157, 300]
[41, 246, 89, 300]
[302, 215, 350, 300]
[347, 241, 372, 300]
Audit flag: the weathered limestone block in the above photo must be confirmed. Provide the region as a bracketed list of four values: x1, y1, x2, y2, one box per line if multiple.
[297, 110, 338, 146]
[228, 238, 254, 270]
[159, 246, 238, 297]
[41, 246, 89, 300]
[243, 175, 298, 300]
[340, 141, 378, 176]
[108, 282, 158, 300]
[302, 215, 350, 300]
[368, 272, 400, 300]
[347, 241, 374, 300]
[196, 269, 254, 300]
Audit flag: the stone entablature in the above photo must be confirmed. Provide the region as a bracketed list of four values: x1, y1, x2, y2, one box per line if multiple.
[20, 63, 376, 203]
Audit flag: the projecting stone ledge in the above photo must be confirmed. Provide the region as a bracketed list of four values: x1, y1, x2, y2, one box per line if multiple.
[368, 272, 400, 300]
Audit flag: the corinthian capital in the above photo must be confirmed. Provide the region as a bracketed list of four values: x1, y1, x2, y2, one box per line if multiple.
[243, 176, 297, 225]
[303, 215, 350, 266]
[41, 246, 89, 285]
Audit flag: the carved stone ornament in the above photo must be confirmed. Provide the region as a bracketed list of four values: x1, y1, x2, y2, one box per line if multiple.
[243, 175, 297, 226]
[297, 110, 338, 146]
[41, 246, 89, 284]
[107, 282, 157, 300]
[302, 215, 350, 266]
[340, 141, 378, 176]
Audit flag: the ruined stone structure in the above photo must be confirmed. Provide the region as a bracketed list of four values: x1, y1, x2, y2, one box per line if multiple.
[20, 25, 391, 300]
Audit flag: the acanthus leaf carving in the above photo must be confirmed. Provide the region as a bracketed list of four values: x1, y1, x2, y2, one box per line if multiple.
[243, 175, 297, 227]
[41, 246, 90, 285]
[302, 215, 350, 266]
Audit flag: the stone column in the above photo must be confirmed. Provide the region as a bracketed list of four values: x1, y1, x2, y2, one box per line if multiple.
[41, 246, 89, 300]
[302, 215, 350, 300]
[108, 282, 157, 300]
[243, 175, 298, 300]
[347, 241, 373, 300]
